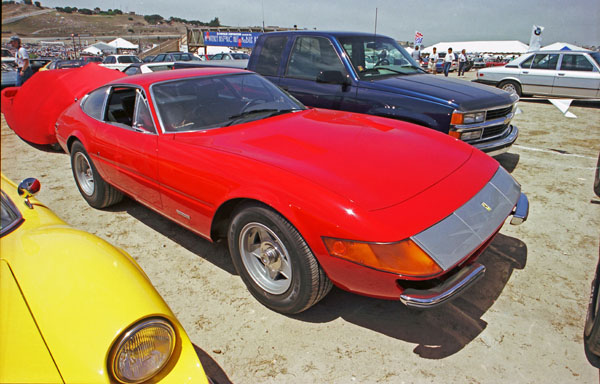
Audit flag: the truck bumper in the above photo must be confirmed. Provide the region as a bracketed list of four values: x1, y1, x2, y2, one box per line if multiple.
[474, 124, 519, 157]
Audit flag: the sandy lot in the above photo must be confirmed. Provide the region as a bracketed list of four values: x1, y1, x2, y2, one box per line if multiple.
[1, 71, 599, 383]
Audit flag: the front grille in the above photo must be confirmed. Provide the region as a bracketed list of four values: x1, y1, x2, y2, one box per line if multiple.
[486, 106, 513, 121]
[482, 124, 509, 139]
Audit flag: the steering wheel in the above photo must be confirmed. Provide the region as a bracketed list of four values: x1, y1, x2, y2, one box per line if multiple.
[375, 58, 390, 66]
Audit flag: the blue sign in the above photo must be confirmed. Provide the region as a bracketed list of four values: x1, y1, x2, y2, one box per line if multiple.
[204, 31, 262, 48]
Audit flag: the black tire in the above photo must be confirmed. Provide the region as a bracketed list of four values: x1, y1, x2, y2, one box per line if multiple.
[585, 260, 600, 368]
[498, 80, 522, 97]
[70, 141, 123, 209]
[228, 203, 332, 314]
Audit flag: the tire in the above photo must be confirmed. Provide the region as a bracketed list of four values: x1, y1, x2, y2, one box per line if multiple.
[70, 141, 123, 209]
[498, 80, 522, 97]
[584, 261, 600, 368]
[228, 203, 332, 314]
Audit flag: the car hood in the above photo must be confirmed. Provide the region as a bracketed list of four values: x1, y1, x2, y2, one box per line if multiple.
[174, 109, 476, 211]
[360, 73, 516, 111]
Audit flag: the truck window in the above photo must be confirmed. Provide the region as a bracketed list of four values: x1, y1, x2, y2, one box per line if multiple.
[285, 36, 346, 80]
[255, 36, 288, 76]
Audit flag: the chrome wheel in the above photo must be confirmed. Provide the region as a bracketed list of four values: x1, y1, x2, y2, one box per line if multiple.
[501, 83, 517, 94]
[239, 222, 292, 294]
[73, 152, 94, 196]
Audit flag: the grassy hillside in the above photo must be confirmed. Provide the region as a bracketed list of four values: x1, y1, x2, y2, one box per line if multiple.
[2, 3, 187, 38]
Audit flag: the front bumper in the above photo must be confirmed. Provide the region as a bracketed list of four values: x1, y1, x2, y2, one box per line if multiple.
[474, 124, 519, 157]
[399, 168, 529, 308]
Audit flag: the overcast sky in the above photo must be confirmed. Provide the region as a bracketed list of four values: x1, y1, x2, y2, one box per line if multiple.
[41, 0, 600, 46]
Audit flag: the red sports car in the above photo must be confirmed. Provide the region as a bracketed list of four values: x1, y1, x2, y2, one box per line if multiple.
[54, 68, 528, 314]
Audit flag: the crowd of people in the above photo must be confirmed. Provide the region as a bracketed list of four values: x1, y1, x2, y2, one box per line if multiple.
[411, 46, 470, 77]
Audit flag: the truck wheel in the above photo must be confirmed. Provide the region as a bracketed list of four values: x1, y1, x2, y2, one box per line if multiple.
[228, 203, 332, 314]
[70, 141, 123, 209]
[584, 262, 600, 368]
[498, 80, 521, 97]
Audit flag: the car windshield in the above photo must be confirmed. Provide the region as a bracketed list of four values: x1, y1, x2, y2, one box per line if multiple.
[589, 52, 600, 67]
[337, 35, 425, 79]
[118, 56, 142, 64]
[231, 53, 250, 59]
[152, 73, 305, 132]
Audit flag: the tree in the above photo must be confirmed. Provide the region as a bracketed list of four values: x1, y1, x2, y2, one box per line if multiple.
[144, 14, 163, 24]
[34, 1, 41, 7]
[23, 0, 32, 5]
[79, 8, 93, 15]
[208, 17, 220, 27]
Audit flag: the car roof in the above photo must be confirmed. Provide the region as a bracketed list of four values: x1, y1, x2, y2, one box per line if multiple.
[529, 50, 592, 54]
[107, 67, 250, 86]
[262, 30, 393, 39]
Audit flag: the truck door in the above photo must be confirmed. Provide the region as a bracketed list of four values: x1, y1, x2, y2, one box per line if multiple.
[279, 36, 356, 110]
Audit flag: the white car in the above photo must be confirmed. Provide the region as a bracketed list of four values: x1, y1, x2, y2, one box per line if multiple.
[474, 50, 600, 98]
[122, 62, 175, 75]
[101, 54, 142, 71]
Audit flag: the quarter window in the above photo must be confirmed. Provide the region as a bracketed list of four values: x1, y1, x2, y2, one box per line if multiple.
[82, 86, 109, 120]
[286, 36, 346, 80]
[560, 54, 594, 71]
[531, 54, 559, 70]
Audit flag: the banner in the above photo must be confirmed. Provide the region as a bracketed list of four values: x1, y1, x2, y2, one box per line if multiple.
[414, 31, 423, 47]
[528, 25, 544, 52]
[204, 31, 262, 48]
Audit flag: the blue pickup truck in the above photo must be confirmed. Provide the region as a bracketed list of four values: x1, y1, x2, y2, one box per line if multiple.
[247, 31, 519, 155]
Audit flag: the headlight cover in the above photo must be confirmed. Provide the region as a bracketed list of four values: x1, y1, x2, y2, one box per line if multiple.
[463, 112, 486, 124]
[110, 318, 176, 383]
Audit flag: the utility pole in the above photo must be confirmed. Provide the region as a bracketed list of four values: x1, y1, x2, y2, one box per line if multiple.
[374, 8, 378, 36]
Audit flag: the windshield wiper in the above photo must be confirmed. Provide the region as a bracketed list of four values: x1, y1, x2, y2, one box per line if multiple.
[360, 67, 408, 76]
[225, 108, 299, 126]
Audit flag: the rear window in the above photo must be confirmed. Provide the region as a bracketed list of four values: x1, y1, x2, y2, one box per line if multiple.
[118, 56, 141, 64]
[254, 35, 288, 76]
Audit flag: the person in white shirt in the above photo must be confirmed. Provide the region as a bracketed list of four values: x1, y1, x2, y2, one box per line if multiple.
[443, 47, 455, 77]
[10, 36, 32, 86]
[458, 49, 467, 76]
[428, 47, 439, 74]
[411, 45, 421, 63]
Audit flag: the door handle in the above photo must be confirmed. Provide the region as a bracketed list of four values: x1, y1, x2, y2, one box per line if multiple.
[557, 73, 565, 76]
[522, 71, 529, 74]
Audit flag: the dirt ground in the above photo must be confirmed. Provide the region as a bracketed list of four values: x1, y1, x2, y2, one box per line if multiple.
[2, 70, 599, 383]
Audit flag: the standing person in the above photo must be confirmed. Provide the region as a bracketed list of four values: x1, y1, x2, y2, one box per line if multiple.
[443, 47, 455, 77]
[10, 36, 32, 86]
[411, 45, 421, 64]
[428, 47, 439, 74]
[458, 49, 467, 76]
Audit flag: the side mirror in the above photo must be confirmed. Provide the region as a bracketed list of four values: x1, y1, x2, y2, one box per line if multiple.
[316, 70, 350, 86]
[18, 178, 41, 209]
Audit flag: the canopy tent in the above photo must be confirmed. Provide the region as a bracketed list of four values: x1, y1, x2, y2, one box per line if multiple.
[540, 42, 590, 51]
[82, 46, 102, 55]
[422, 41, 529, 55]
[89, 42, 116, 54]
[107, 38, 138, 50]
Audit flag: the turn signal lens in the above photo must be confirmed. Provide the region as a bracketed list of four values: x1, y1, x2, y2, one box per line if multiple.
[110, 318, 175, 383]
[450, 112, 464, 125]
[323, 237, 442, 277]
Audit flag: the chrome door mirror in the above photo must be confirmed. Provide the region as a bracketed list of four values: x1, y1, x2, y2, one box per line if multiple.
[17, 178, 41, 209]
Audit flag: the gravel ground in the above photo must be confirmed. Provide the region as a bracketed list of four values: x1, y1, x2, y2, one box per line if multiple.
[1, 70, 599, 383]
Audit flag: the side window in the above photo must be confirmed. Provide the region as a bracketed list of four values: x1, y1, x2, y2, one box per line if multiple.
[81, 86, 109, 120]
[520, 54, 534, 68]
[124, 67, 139, 76]
[560, 54, 594, 71]
[106, 87, 137, 127]
[286, 36, 346, 80]
[154, 54, 165, 62]
[254, 35, 288, 76]
[104, 56, 116, 64]
[212, 54, 223, 60]
[531, 54, 559, 70]
[133, 90, 156, 133]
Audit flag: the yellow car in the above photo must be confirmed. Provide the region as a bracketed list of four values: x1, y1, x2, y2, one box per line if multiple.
[0, 174, 210, 383]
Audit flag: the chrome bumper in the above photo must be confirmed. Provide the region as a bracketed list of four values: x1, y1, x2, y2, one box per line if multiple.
[474, 124, 519, 157]
[400, 263, 486, 308]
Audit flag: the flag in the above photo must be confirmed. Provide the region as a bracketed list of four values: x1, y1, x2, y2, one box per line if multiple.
[414, 31, 423, 47]
[528, 25, 544, 52]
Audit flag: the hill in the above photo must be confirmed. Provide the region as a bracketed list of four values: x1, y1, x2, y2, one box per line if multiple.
[1, 3, 190, 39]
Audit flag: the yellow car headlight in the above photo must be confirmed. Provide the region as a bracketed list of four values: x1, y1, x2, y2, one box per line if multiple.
[110, 318, 176, 383]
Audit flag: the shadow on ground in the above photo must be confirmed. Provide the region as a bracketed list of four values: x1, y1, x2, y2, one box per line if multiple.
[113, 196, 528, 359]
[193, 344, 233, 384]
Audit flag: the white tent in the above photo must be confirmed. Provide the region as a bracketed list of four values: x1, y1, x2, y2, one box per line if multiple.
[82, 46, 102, 55]
[540, 42, 590, 51]
[107, 38, 138, 50]
[422, 41, 529, 55]
[89, 42, 116, 54]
